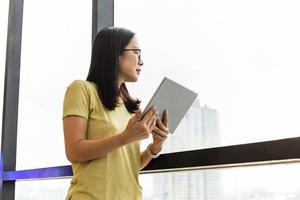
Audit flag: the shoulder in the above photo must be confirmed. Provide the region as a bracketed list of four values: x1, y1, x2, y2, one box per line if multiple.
[67, 80, 96, 92]
[68, 80, 93, 88]
[64, 80, 99, 102]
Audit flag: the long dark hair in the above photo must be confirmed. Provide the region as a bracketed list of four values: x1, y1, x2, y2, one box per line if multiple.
[86, 27, 141, 113]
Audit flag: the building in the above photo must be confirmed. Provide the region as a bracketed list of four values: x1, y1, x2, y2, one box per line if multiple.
[153, 99, 221, 200]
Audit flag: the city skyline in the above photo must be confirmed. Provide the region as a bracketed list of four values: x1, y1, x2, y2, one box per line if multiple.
[151, 99, 222, 200]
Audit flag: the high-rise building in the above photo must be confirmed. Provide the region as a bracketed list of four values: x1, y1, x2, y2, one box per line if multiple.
[152, 99, 221, 200]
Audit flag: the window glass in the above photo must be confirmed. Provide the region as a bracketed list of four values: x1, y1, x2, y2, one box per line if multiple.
[115, 0, 300, 152]
[16, 1, 92, 170]
[0, 0, 9, 145]
[140, 163, 300, 199]
[14, 163, 300, 199]
[15, 179, 70, 200]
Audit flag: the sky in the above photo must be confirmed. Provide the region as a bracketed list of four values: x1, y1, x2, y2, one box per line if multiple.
[1, 0, 300, 198]
[114, 0, 300, 145]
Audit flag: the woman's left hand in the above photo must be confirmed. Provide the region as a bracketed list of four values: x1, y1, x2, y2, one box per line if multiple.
[150, 110, 169, 154]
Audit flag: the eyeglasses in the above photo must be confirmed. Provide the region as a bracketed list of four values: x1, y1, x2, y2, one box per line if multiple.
[123, 48, 141, 61]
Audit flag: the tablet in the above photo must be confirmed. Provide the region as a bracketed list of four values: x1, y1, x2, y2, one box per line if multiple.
[141, 77, 198, 133]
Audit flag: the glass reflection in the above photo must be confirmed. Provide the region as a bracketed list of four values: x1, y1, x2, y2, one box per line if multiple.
[15, 179, 70, 200]
[141, 163, 300, 200]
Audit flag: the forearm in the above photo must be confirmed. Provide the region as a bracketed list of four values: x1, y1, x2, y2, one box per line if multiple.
[67, 133, 128, 163]
[140, 149, 153, 170]
[140, 144, 162, 170]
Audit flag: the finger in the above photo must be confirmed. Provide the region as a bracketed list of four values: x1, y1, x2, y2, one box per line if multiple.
[135, 109, 142, 117]
[152, 131, 167, 143]
[156, 116, 169, 132]
[141, 106, 156, 124]
[132, 109, 142, 121]
[152, 132, 165, 142]
[153, 126, 168, 139]
[147, 115, 156, 128]
[162, 110, 168, 127]
[149, 117, 156, 130]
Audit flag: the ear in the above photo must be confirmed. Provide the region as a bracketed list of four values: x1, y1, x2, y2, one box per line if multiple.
[117, 56, 121, 65]
[117, 55, 123, 67]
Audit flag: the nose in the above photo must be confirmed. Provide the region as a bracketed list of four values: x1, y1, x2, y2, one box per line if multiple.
[138, 59, 144, 66]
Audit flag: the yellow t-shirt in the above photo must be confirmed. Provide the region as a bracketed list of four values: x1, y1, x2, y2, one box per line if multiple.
[63, 80, 142, 200]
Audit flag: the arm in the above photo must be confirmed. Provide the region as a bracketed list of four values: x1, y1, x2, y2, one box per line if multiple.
[140, 149, 152, 170]
[63, 116, 128, 163]
[140, 110, 169, 169]
[140, 144, 161, 170]
[63, 108, 157, 163]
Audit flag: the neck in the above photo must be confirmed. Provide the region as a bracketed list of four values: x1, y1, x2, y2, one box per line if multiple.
[118, 78, 123, 89]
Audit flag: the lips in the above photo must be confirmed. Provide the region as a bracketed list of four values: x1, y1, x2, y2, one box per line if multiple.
[136, 69, 141, 74]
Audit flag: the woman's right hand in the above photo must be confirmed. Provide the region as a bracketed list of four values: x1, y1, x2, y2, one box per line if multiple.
[122, 106, 157, 144]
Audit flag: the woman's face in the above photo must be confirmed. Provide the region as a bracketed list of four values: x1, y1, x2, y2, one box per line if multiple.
[118, 36, 144, 86]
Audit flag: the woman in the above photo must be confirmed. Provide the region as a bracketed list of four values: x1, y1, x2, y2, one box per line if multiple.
[62, 27, 169, 200]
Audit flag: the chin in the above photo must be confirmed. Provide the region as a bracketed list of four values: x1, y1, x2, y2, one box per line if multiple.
[125, 76, 139, 83]
[131, 77, 139, 82]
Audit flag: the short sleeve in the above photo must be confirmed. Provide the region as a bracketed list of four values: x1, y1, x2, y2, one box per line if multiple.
[63, 80, 90, 119]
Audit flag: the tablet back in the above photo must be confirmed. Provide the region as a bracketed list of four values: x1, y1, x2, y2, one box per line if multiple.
[141, 77, 198, 133]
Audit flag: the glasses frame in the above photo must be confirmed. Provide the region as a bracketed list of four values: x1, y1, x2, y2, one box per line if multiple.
[123, 48, 142, 61]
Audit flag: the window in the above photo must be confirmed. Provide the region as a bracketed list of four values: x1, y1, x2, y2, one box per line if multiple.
[115, 0, 300, 152]
[141, 163, 300, 199]
[16, 1, 92, 170]
[0, 0, 9, 144]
